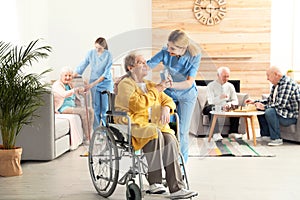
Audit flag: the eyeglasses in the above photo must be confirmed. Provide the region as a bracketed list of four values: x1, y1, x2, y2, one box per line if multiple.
[134, 60, 146, 66]
[167, 43, 186, 51]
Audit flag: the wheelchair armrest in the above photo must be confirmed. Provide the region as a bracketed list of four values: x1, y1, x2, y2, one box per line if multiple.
[107, 110, 127, 116]
[170, 113, 180, 142]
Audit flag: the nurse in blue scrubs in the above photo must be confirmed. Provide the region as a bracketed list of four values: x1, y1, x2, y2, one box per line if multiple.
[147, 29, 202, 163]
[74, 37, 113, 129]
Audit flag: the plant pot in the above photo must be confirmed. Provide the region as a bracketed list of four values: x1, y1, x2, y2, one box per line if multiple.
[0, 145, 23, 177]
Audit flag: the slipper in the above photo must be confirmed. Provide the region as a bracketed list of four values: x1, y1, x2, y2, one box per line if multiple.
[80, 152, 89, 157]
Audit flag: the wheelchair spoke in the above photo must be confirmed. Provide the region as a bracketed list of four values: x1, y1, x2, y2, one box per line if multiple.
[88, 126, 119, 198]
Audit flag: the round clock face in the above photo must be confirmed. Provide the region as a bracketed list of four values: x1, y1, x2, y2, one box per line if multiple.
[193, 0, 227, 26]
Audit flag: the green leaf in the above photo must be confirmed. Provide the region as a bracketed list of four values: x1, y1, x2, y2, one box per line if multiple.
[0, 39, 52, 149]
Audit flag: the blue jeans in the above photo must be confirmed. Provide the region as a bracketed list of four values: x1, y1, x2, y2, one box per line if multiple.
[257, 108, 297, 140]
[165, 87, 198, 163]
[91, 87, 109, 130]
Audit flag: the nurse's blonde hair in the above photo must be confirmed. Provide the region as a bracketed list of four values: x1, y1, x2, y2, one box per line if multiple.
[168, 29, 201, 57]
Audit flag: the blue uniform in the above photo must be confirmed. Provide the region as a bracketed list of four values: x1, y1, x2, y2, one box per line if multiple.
[147, 46, 201, 163]
[75, 49, 113, 129]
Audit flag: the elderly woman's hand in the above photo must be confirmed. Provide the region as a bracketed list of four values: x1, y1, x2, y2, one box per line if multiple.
[78, 87, 85, 94]
[155, 79, 173, 92]
[160, 106, 171, 125]
[73, 87, 85, 94]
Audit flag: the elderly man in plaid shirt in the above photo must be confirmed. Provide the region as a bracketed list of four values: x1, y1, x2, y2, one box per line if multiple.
[245, 66, 300, 146]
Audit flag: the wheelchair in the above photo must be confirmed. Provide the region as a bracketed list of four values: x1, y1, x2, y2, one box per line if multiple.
[88, 91, 190, 199]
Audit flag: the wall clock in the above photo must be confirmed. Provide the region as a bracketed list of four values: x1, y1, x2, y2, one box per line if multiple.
[193, 0, 227, 26]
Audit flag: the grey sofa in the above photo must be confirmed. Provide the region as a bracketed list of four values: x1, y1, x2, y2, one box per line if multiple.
[0, 91, 84, 161]
[262, 94, 300, 143]
[189, 86, 249, 137]
[17, 91, 71, 160]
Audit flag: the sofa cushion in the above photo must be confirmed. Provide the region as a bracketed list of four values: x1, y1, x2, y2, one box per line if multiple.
[55, 114, 84, 150]
[55, 134, 70, 158]
[237, 93, 249, 106]
[55, 117, 70, 139]
[281, 124, 296, 133]
[197, 86, 207, 109]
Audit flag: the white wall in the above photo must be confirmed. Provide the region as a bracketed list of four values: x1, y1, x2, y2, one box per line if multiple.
[1, 0, 299, 81]
[292, 1, 300, 69]
[0, 0, 19, 43]
[271, 0, 299, 74]
[0, 0, 152, 81]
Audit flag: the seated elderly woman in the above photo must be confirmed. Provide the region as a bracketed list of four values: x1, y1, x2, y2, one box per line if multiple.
[52, 67, 94, 143]
[114, 53, 198, 199]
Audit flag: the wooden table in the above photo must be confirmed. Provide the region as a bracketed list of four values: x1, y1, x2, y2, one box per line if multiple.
[208, 111, 265, 146]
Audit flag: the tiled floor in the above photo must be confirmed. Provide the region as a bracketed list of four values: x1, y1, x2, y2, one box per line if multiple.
[1, 135, 300, 200]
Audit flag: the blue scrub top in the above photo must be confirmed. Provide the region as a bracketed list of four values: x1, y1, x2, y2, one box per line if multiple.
[75, 49, 113, 91]
[147, 46, 201, 100]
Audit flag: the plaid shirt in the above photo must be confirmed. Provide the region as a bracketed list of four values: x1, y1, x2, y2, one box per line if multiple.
[262, 75, 300, 119]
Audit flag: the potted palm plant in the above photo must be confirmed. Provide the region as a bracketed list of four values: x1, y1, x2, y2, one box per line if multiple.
[0, 39, 52, 176]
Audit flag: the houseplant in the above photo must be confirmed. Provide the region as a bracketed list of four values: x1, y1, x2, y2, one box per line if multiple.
[0, 39, 52, 176]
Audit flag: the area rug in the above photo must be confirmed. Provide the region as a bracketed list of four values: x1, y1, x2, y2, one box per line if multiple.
[189, 137, 275, 157]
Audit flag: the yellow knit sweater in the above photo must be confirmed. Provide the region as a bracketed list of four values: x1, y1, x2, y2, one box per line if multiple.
[114, 77, 176, 150]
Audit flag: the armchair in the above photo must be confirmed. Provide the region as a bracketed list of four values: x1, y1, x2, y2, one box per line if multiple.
[189, 86, 248, 137]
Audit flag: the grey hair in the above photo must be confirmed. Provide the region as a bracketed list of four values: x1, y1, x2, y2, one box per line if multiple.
[124, 52, 143, 73]
[217, 66, 230, 75]
[60, 67, 73, 75]
[269, 65, 283, 74]
[124, 53, 136, 72]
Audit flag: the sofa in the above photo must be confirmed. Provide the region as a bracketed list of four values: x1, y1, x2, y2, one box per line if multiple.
[189, 86, 249, 137]
[8, 91, 84, 161]
[262, 94, 300, 143]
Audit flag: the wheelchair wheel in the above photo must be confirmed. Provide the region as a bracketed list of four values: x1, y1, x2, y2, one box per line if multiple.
[126, 181, 141, 200]
[88, 126, 119, 198]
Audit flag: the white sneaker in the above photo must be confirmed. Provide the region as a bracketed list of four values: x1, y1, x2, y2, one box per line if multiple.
[170, 188, 198, 199]
[149, 183, 167, 194]
[257, 136, 271, 142]
[213, 133, 223, 141]
[228, 133, 243, 139]
[261, 136, 271, 142]
[268, 139, 283, 146]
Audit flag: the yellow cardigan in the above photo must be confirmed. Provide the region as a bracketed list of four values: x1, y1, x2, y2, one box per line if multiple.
[114, 77, 176, 150]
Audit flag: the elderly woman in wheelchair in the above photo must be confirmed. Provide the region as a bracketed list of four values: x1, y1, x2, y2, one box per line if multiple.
[112, 53, 198, 199]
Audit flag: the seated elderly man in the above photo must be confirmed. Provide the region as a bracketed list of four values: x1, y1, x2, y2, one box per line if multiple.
[245, 66, 300, 146]
[203, 66, 241, 141]
[52, 67, 94, 143]
[114, 53, 198, 199]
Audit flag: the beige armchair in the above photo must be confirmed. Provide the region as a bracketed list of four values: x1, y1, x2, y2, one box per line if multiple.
[189, 86, 248, 137]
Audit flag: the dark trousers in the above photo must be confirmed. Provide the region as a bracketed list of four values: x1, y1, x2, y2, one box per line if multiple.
[203, 104, 239, 134]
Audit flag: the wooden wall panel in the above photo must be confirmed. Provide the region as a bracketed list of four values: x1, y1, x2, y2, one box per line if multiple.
[152, 0, 272, 99]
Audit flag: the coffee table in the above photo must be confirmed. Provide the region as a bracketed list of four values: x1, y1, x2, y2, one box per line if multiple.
[208, 110, 265, 146]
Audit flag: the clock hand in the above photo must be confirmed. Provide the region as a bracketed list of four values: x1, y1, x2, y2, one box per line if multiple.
[210, 0, 212, 17]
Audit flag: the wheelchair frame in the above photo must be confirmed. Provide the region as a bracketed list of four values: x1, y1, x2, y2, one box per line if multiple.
[88, 91, 189, 199]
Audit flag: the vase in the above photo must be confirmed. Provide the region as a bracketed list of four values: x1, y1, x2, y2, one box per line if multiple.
[0, 145, 23, 177]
